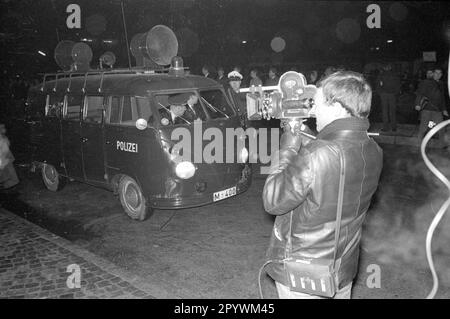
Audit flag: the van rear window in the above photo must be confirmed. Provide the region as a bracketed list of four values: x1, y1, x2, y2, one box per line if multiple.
[65, 95, 82, 120]
[46, 95, 63, 117]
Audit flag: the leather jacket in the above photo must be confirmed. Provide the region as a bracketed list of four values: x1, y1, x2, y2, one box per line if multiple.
[263, 117, 383, 289]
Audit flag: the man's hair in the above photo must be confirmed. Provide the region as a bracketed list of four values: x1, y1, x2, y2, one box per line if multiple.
[319, 71, 372, 118]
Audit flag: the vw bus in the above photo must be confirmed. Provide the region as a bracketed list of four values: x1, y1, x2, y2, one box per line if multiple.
[26, 26, 251, 221]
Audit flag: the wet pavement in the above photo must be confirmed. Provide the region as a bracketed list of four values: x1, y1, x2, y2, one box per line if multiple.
[1, 123, 450, 299]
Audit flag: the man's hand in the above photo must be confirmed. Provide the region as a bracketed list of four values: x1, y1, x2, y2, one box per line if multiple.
[443, 110, 449, 117]
[280, 121, 304, 151]
[415, 105, 422, 111]
[280, 119, 315, 149]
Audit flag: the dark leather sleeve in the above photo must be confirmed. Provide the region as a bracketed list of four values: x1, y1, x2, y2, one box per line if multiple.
[183, 108, 196, 122]
[262, 144, 313, 216]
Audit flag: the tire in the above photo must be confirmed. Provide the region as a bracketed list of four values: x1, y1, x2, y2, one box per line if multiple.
[118, 176, 152, 221]
[41, 163, 65, 191]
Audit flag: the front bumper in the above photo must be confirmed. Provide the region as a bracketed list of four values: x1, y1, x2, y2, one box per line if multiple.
[149, 164, 252, 209]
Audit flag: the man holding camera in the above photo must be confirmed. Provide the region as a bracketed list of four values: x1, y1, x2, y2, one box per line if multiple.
[263, 71, 383, 299]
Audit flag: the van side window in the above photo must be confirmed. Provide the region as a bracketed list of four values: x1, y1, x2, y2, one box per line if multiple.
[110, 96, 121, 124]
[120, 96, 153, 126]
[122, 97, 132, 123]
[106, 96, 152, 126]
[46, 95, 63, 118]
[85, 96, 104, 123]
[135, 97, 153, 123]
[65, 95, 82, 120]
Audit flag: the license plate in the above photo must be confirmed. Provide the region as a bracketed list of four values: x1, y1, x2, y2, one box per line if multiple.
[213, 186, 237, 202]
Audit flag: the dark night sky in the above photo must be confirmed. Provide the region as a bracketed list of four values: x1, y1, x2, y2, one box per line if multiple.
[1, 0, 449, 76]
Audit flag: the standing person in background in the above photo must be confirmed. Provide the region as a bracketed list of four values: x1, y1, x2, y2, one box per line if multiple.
[202, 65, 212, 78]
[249, 68, 263, 87]
[227, 71, 247, 126]
[319, 66, 336, 82]
[308, 70, 319, 85]
[425, 68, 434, 80]
[233, 66, 245, 86]
[415, 66, 448, 147]
[216, 66, 228, 88]
[10, 76, 28, 118]
[265, 67, 279, 86]
[377, 63, 401, 133]
[0, 124, 19, 191]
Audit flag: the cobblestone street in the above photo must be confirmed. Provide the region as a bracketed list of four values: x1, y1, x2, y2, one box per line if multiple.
[0, 209, 156, 299]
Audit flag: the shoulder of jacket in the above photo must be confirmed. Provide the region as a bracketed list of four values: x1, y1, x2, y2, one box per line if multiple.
[303, 139, 340, 157]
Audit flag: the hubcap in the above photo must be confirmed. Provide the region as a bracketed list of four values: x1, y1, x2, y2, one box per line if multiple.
[44, 165, 57, 184]
[125, 183, 141, 210]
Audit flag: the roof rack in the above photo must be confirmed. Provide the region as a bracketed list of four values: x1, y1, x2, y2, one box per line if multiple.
[40, 67, 169, 93]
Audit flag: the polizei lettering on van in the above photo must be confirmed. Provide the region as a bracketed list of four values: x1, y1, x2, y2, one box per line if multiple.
[116, 141, 138, 153]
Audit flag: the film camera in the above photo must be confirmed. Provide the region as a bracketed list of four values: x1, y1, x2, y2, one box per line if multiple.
[240, 71, 317, 135]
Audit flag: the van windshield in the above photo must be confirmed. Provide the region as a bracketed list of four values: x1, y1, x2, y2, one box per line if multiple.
[153, 92, 207, 126]
[199, 89, 235, 119]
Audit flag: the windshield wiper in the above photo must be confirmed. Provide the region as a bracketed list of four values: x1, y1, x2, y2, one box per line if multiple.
[201, 97, 229, 118]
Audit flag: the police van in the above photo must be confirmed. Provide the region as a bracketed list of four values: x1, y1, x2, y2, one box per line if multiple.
[26, 26, 251, 221]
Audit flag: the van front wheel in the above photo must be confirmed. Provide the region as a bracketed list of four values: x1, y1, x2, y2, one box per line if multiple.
[41, 164, 65, 191]
[118, 176, 152, 221]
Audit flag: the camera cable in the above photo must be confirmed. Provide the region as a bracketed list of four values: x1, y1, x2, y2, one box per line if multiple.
[420, 119, 450, 299]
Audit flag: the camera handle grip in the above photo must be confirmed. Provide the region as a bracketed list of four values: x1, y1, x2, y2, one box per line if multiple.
[281, 118, 316, 139]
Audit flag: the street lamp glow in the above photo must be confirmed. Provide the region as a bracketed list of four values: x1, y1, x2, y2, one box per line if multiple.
[242, 40, 247, 44]
[38, 50, 46, 56]
[387, 40, 393, 43]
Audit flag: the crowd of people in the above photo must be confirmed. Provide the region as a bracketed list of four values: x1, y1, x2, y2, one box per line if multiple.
[199, 64, 329, 89]
[196, 62, 448, 144]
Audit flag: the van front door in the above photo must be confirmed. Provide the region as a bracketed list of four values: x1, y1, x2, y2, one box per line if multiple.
[61, 95, 84, 179]
[81, 96, 106, 182]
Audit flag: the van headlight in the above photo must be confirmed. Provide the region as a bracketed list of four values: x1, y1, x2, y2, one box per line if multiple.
[239, 147, 249, 163]
[175, 161, 196, 179]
